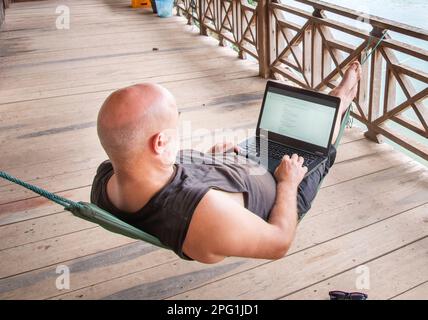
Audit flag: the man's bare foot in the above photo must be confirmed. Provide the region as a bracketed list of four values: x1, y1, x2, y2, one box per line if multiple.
[340, 61, 362, 94]
[328, 61, 362, 145]
[330, 61, 362, 115]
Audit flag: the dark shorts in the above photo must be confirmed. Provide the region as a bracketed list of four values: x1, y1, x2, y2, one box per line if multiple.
[297, 145, 337, 220]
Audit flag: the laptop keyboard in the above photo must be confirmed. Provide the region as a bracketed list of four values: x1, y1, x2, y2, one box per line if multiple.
[244, 140, 318, 167]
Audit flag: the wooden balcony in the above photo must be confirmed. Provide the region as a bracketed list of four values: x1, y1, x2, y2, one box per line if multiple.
[177, 0, 428, 160]
[0, 0, 427, 299]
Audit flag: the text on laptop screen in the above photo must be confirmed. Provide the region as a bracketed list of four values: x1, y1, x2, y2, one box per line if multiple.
[259, 89, 336, 148]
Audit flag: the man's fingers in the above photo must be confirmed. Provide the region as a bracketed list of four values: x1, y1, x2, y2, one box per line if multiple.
[282, 154, 290, 161]
[291, 153, 299, 161]
[298, 156, 304, 164]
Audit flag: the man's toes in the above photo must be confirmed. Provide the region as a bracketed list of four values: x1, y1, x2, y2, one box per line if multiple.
[347, 61, 358, 72]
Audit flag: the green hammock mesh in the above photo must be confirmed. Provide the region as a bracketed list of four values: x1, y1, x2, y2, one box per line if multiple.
[0, 106, 351, 249]
[0, 171, 168, 249]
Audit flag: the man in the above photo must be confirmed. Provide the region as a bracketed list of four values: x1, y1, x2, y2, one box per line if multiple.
[91, 61, 362, 263]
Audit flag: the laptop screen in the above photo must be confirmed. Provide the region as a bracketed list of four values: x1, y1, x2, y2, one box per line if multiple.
[259, 86, 337, 149]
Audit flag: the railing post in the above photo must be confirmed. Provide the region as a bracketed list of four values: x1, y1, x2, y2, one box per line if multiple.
[257, 0, 271, 78]
[235, 0, 246, 59]
[198, 0, 208, 35]
[186, 0, 193, 25]
[176, 2, 181, 16]
[312, 9, 324, 88]
[364, 27, 385, 144]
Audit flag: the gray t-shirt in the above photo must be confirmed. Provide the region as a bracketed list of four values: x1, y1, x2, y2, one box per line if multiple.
[90, 150, 277, 259]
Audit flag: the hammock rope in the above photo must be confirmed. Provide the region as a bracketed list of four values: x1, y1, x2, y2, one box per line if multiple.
[0, 171, 169, 249]
[0, 171, 83, 209]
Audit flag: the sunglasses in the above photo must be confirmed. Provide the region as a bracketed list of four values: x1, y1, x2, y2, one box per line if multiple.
[329, 290, 368, 300]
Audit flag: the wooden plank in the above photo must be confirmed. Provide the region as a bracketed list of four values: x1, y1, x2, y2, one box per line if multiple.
[0, 227, 139, 279]
[0, 30, 201, 60]
[0, 39, 203, 68]
[392, 281, 428, 300]
[0, 20, 195, 41]
[0, 241, 178, 300]
[0, 211, 96, 251]
[0, 187, 90, 226]
[52, 256, 256, 300]
[0, 67, 260, 105]
[0, 51, 242, 88]
[168, 203, 428, 299]
[322, 148, 405, 187]
[283, 236, 428, 300]
[0, 71, 262, 108]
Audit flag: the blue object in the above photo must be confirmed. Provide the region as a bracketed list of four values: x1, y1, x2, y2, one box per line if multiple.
[155, 0, 173, 18]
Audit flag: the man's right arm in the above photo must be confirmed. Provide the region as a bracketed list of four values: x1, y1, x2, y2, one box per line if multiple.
[182, 154, 307, 264]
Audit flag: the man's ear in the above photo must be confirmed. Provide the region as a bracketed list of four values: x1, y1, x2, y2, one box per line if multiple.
[151, 132, 168, 155]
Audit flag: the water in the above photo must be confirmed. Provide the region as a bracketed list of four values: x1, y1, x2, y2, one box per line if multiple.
[324, 0, 428, 30]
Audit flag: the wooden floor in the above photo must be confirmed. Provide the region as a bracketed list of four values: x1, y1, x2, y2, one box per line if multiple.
[0, 0, 427, 300]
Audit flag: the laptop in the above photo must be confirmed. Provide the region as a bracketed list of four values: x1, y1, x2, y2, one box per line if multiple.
[238, 80, 340, 176]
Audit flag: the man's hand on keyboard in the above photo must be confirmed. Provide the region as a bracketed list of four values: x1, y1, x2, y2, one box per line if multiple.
[274, 153, 308, 188]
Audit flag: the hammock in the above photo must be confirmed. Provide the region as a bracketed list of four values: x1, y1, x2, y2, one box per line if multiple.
[0, 107, 351, 250]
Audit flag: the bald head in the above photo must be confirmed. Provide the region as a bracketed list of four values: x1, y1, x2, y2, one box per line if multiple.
[97, 83, 178, 166]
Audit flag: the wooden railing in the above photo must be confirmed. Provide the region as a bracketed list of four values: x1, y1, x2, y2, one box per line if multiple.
[175, 0, 428, 161]
[176, 0, 260, 59]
